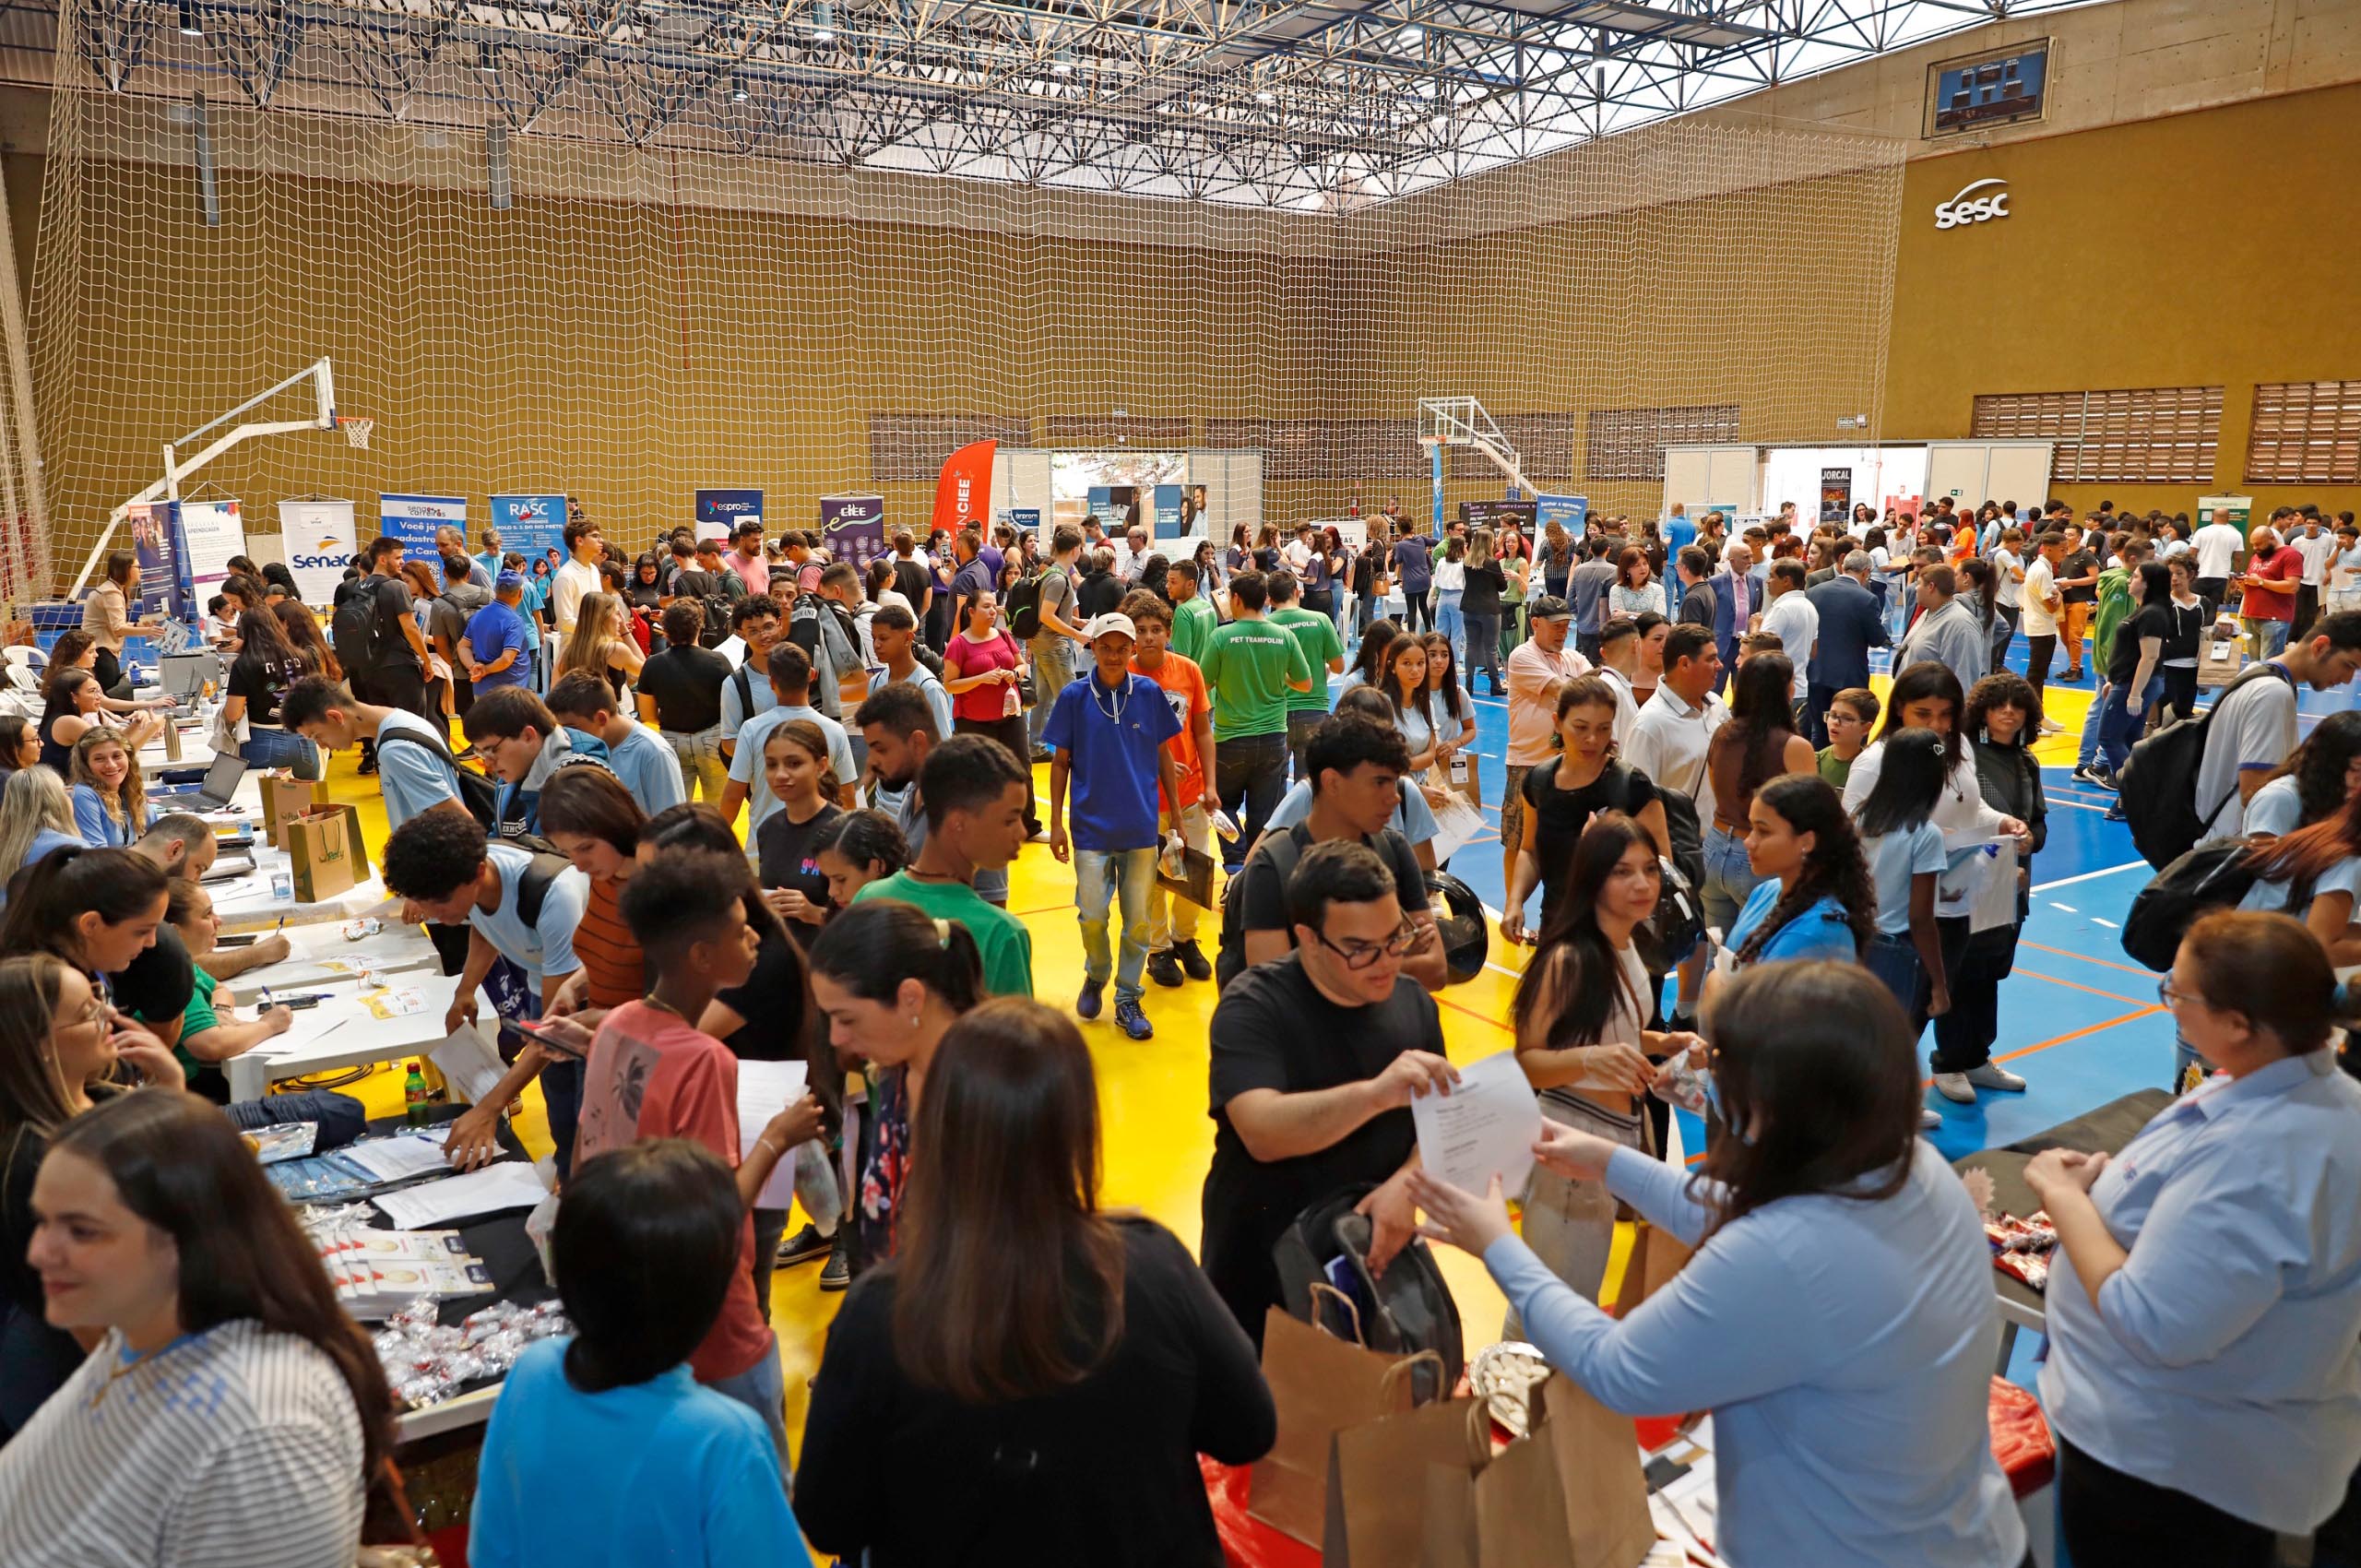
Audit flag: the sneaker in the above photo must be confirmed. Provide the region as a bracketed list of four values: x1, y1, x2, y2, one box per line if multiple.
[1029, 746, 1054, 765]
[2090, 767, 2119, 791]
[775, 1223, 831, 1267]
[2070, 763, 2103, 785]
[1114, 999, 1154, 1040]
[1145, 950, 1185, 989]
[818, 1235, 850, 1293]
[1932, 1071, 1978, 1104]
[1076, 980, 1105, 1020]
[1964, 1063, 2028, 1093]
[2037, 718, 2067, 735]
[2104, 803, 2128, 823]
[1920, 1108, 1944, 1131]
[1172, 937, 1214, 982]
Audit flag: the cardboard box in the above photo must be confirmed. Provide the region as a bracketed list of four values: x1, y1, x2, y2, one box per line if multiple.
[285, 804, 370, 903]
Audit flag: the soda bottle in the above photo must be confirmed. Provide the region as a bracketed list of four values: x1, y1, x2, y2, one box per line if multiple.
[404, 1061, 431, 1128]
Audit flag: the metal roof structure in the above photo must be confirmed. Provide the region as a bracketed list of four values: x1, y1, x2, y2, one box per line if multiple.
[37, 0, 2092, 208]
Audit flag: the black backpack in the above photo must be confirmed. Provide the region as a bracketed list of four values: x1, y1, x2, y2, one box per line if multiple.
[1004, 567, 1049, 641]
[1273, 1184, 1462, 1406]
[374, 726, 502, 835]
[1215, 829, 1308, 988]
[2120, 839, 2269, 970]
[2116, 662, 2288, 868]
[682, 571, 736, 650]
[331, 582, 392, 677]
[511, 850, 574, 928]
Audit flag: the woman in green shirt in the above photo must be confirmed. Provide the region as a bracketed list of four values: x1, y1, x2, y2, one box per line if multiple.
[163, 879, 292, 1102]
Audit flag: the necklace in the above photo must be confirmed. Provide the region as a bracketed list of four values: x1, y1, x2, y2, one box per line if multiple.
[641, 992, 688, 1019]
[1088, 673, 1131, 723]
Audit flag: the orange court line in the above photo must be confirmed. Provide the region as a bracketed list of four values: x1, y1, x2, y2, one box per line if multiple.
[1437, 994, 1515, 1036]
[2019, 941, 2154, 979]
[2011, 968, 2151, 1007]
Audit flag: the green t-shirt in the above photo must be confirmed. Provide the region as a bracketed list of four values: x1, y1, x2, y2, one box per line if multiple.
[2091, 566, 2132, 671]
[1172, 595, 1219, 664]
[853, 871, 1035, 999]
[173, 968, 221, 1081]
[1198, 616, 1318, 741]
[1268, 607, 1344, 713]
[1815, 745, 1854, 791]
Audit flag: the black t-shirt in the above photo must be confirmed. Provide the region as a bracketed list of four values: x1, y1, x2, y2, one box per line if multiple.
[2108, 601, 2176, 685]
[1678, 581, 1716, 629]
[1350, 547, 1377, 594]
[756, 802, 843, 949]
[891, 558, 931, 608]
[1201, 955, 1438, 1340]
[228, 648, 302, 726]
[635, 645, 730, 733]
[113, 924, 195, 1028]
[1077, 569, 1125, 620]
[372, 576, 421, 672]
[2159, 596, 2206, 663]
[1235, 825, 1428, 944]
[2061, 551, 2101, 604]
[716, 914, 814, 1068]
[1521, 760, 1656, 927]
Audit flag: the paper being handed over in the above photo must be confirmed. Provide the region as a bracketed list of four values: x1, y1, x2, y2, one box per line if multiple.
[1411, 1050, 1543, 1199]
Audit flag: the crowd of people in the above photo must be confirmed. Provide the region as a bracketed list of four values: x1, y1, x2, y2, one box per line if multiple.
[0, 495, 2355, 1568]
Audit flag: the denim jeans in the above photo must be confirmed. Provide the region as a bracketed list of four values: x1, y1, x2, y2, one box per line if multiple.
[2246, 617, 2290, 660]
[1863, 932, 1921, 1016]
[1464, 612, 1501, 695]
[1075, 845, 1158, 1004]
[239, 726, 323, 780]
[2076, 682, 2110, 768]
[1216, 731, 1288, 868]
[1028, 635, 1075, 748]
[1433, 589, 1465, 667]
[663, 723, 730, 804]
[541, 1058, 584, 1182]
[703, 1339, 789, 1483]
[2098, 674, 2165, 773]
[1286, 709, 1324, 784]
[1698, 822, 1762, 937]
[1147, 802, 1211, 951]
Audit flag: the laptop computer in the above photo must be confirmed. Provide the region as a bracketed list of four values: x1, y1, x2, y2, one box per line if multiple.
[159, 650, 216, 717]
[150, 751, 249, 813]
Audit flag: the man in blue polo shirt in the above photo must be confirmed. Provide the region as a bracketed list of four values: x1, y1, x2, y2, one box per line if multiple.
[1045, 613, 1180, 1042]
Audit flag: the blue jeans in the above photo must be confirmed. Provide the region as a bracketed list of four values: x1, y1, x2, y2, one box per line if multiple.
[239, 726, 322, 780]
[2248, 617, 2290, 660]
[1028, 636, 1075, 749]
[1864, 932, 1922, 1017]
[663, 723, 730, 803]
[2098, 674, 2165, 774]
[1434, 590, 1465, 667]
[2076, 682, 2110, 768]
[1216, 731, 1288, 869]
[704, 1338, 789, 1484]
[1699, 822, 1762, 937]
[1075, 846, 1157, 1004]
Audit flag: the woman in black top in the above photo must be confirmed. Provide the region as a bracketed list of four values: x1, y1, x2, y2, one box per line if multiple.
[1501, 677, 1667, 944]
[795, 998, 1275, 1566]
[753, 720, 844, 949]
[1460, 529, 1508, 696]
[223, 607, 322, 778]
[2096, 562, 2174, 779]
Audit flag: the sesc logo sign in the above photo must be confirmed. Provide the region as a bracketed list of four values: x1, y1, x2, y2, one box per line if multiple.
[1935, 178, 2010, 231]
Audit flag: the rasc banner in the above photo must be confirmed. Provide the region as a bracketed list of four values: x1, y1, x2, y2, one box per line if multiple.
[490, 494, 567, 564]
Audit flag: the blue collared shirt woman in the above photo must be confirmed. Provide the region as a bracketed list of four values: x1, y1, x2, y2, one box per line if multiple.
[1410, 961, 2025, 1568]
[2030, 909, 2361, 1566]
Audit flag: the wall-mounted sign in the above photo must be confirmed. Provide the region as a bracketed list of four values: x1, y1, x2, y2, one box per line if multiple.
[1935, 178, 2011, 231]
[1925, 38, 2049, 138]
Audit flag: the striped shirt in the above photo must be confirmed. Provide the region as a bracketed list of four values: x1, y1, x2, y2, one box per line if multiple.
[575, 873, 644, 1010]
[0, 1319, 365, 1568]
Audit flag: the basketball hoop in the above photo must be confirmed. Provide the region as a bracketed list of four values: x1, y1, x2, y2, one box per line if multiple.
[338, 415, 374, 449]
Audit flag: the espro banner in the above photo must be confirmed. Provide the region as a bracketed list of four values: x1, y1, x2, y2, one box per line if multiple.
[819, 494, 887, 573]
[695, 489, 764, 544]
[490, 494, 567, 564]
[379, 493, 469, 557]
[179, 498, 246, 601]
[279, 499, 358, 606]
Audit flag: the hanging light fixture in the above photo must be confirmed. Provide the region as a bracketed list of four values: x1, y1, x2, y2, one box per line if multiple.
[177, 0, 203, 38]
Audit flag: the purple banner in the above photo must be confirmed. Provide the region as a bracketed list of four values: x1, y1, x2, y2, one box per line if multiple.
[819, 494, 886, 574]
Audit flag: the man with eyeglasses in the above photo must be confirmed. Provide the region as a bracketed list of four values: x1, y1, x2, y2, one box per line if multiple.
[1201, 838, 1461, 1345]
[1215, 714, 1446, 992]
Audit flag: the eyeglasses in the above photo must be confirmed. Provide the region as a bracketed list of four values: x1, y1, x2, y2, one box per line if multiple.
[1310, 921, 1425, 970]
[2156, 977, 2201, 1009]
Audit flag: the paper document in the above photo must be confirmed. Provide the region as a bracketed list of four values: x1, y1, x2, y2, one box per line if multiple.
[373, 1161, 550, 1229]
[1969, 838, 2020, 934]
[736, 1059, 812, 1210]
[338, 1133, 454, 1186]
[1411, 1050, 1542, 1199]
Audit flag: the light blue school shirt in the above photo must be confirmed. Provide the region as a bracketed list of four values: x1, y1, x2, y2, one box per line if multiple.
[1724, 875, 1857, 962]
[469, 842, 587, 984]
[730, 704, 856, 848]
[70, 783, 142, 848]
[869, 663, 954, 741]
[718, 666, 777, 744]
[601, 719, 686, 817]
[1487, 1141, 2023, 1568]
[2041, 1050, 2361, 1533]
[469, 1338, 809, 1568]
[0, 827, 84, 909]
[1265, 774, 1439, 848]
[374, 708, 462, 827]
[1863, 822, 1947, 936]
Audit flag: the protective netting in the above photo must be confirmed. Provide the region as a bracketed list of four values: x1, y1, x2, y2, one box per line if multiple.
[26, 0, 1905, 596]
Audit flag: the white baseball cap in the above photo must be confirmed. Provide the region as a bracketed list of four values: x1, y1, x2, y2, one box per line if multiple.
[1083, 612, 1139, 644]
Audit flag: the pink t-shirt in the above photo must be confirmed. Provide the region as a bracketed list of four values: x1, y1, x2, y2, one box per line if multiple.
[574, 1001, 773, 1384]
[728, 550, 770, 598]
[1504, 640, 1592, 766]
[943, 628, 1023, 723]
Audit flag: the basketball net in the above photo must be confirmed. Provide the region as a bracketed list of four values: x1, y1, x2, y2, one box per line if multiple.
[339, 416, 373, 450]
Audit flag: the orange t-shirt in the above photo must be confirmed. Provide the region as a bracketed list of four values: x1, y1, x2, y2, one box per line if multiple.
[572, 874, 645, 1009]
[1135, 651, 1209, 814]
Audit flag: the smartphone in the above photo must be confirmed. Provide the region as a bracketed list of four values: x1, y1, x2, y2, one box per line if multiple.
[215, 933, 260, 948]
[502, 1017, 585, 1061]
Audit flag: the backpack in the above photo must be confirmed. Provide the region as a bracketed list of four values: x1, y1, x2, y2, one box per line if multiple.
[374, 726, 502, 835]
[2120, 839, 2267, 970]
[511, 850, 574, 929]
[1272, 1183, 1462, 1406]
[1215, 828, 1306, 989]
[1004, 566, 1050, 641]
[331, 582, 393, 677]
[682, 571, 735, 650]
[2116, 663, 2289, 868]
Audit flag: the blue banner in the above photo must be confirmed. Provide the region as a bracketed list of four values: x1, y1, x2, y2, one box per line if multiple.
[1153, 484, 1185, 540]
[379, 493, 469, 557]
[694, 488, 764, 544]
[128, 501, 195, 624]
[490, 494, 567, 564]
[1535, 493, 1589, 539]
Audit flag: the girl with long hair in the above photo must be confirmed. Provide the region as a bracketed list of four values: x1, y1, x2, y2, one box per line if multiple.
[160, 879, 294, 1099]
[2244, 708, 2361, 838]
[555, 590, 645, 705]
[1541, 519, 1573, 600]
[753, 720, 845, 946]
[1227, 524, 1253, 578]
[1421, 631, 1477, 805]
[1501, 678, 1668, 944]
[1411, 960, 2027, 1568]
[795, 999, 1274, 1564]
[1509, 816, 1696, 1324]
[1610, 546, 1667, 619]
[1430, 536, 1467, 665]
[1459, 528, 1507, 695]
[1853, 729, 1953, 1027]
[0, 1090, 397, 1561]
[0, 767, 79, 908]
[222, 605, 324, 778]
[940, 587, 1038, 837]
[2237, 785, 2361, 963]
[1698, 652, 1817, 934]
[1192, 538, 1226, 600]
[68, 729, 148, 848]
[1343, 617, 1401, 694]
[0, 718, 36, 791]
[1382, 634, 1441, 776]
[274, 597, 341, 682]
[1716, 775, 1875, 986]
[1952, 673, 2049, 1098]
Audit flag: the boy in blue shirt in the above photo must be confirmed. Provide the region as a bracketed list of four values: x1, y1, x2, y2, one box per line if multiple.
[1045, 613, 1181, 1040]
[463, 571, 534, 695]
[547, 671, 688, 818]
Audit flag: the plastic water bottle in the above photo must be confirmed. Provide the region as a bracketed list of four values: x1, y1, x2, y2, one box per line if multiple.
[404, 1062, 431, 1128]
[1211, 809, 1242, 841]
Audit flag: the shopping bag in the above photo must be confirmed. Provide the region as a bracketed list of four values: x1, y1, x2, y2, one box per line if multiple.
[261, 772, 332, 848]
[1422, 1377, 1655, 1568]
[1615, 1221, 1692, 1316]
[1248, 1301, 1440, 1545]
[1322, 1396, 1484, 1568]
[285, 804, 370, 903]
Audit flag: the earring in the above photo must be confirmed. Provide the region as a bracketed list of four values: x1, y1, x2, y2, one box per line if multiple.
[908, 1015, 920, 1030]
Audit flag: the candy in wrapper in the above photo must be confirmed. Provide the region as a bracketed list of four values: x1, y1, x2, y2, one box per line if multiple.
[340, 918, 384, 942]
[1655, 1057, 1713, 1118]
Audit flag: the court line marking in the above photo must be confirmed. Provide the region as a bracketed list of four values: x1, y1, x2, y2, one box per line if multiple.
[2012, 967, 2148, 1007]
[2019, 941, 2151, 978]
[2032, 861, 2147, 893]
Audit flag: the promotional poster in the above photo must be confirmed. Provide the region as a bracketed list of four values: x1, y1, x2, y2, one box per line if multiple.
[379, 494, 469, 557]
[1819, 469, 1855, 524]
[694, 488, 764, 544]
[127, 501, 181, 622]
[489, 494, 567, 564]
[279, 499, 359, 606]
[820, 494, 887, 572]
[179, 498, 247, 602]
[1533, 493, 1589, 540]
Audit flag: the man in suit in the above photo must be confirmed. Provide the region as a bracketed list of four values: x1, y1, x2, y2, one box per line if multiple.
[1707, 540, 1759, 688]
[1802, 550, 1891, 745]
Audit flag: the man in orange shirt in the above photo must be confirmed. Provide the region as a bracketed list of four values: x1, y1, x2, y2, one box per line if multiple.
[1122, 588, 1222, 989]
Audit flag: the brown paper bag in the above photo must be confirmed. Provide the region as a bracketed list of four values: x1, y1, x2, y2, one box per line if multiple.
[1422, 1376, 1655, 1568]
[1323, 1396, 1484, 1568]
[261, 772, 332, 848]
[286, 804, 370, 903]
[1536, 1375, 1657, 1568]
[1248, 1304, 1437, 1545]
[1616, 1221, 1693, 1316]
